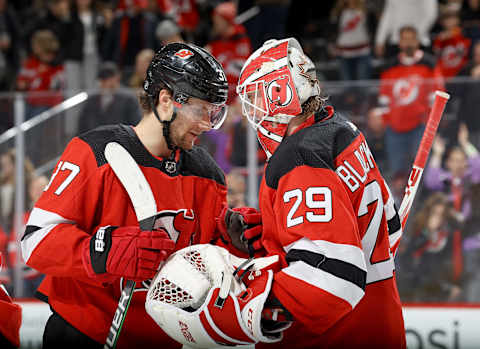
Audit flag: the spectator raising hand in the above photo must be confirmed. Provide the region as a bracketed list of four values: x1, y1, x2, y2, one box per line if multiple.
[430, 134, 446, 168]
[425, 124, 480, 221]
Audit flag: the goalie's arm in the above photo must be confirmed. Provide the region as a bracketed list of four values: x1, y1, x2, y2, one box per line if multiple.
[269, 166, 367, 335]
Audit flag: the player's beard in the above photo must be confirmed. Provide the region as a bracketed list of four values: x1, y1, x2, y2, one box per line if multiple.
[169, 119, 196, 151]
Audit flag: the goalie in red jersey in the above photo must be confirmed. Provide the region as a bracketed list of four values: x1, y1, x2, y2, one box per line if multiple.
[234, 38, 406, 348]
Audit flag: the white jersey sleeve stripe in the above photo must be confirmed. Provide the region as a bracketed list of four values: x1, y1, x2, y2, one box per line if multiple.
[283, 261, 365, 308]
[21, 207, 75, 263]
[25, 207, 74, 228]
[284, 238, 366, 272]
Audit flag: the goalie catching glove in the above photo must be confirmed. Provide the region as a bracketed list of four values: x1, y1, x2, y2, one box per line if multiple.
[216, 206, 263, 256]
[82, 225, 175, 283]
[145, 244, 292, 348]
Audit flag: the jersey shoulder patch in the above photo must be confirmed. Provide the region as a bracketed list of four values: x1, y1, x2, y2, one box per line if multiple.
[265, 112, 359, 189]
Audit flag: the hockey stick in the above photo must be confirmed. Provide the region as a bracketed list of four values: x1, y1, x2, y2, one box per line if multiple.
[103, 142, 158, 349]
[390, 90, 450, 254]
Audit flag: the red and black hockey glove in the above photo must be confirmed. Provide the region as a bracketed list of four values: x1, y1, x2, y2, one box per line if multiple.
[82, 226, 175, 283]
[216, 206, 264, 257]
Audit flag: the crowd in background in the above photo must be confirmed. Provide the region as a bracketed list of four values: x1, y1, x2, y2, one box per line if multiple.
[1, 0, 480, 304]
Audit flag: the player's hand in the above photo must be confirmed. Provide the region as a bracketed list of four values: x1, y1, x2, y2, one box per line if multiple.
[82, 226, 175, 282]
[216, 205, 264, 256]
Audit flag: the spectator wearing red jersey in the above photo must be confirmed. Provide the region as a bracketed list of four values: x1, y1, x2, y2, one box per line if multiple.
[433, 9, 471, 79]
[205, 1, 251, 103]
[163, 0, 199, 42]
[378, 26, 442, 177]
[16, 29, 64, 119]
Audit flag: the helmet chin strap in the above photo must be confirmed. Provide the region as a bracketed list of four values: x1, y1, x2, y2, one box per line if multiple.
[150, 98, 178, 151]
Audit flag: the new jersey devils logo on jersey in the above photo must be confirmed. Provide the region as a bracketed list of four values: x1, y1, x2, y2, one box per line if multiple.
[267, 75, 293, 112]
[122, 208, 197, 293]
[442, 43, 467, 68]
[152, 209, 196, 244]
[392, 76, 421, 106]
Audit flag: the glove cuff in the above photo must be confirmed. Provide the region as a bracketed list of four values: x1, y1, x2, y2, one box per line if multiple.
[82, 226, 118, 283]
[239, 269, 283, 343]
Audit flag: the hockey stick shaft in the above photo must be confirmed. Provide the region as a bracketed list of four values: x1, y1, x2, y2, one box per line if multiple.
[391, 91, 450, 254]
[104, 142, 158, 349]
[398, 91, 450, 228]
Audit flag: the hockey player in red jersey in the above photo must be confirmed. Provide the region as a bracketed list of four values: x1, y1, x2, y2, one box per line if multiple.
[234, 38, 407, 348]
[20, 43, 259, 348]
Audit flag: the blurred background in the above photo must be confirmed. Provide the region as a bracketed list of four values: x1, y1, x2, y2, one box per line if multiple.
[1, 0, 480, 347]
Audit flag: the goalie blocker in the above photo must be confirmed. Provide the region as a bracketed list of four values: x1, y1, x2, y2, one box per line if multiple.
[145, 244, 292, 347]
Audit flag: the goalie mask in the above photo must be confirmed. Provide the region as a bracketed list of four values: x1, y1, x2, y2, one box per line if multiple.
[237, 38, 321, 158]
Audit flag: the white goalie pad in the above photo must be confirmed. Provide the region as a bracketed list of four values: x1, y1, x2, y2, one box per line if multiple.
[145, 244, 279, 348]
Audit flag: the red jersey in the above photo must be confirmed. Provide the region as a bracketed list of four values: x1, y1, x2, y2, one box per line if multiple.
[16, 56, 64, 107]
[257, 108, 405, 348]
[0, 254, 21, 348]
[379, 51, 442, 133]
[208, 25, 252, 103]
[21, 125, 227, 348]
[170, 0, 199, 31]
[433, 28, 471, 78]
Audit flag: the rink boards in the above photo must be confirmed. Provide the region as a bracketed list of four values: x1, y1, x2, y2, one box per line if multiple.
[15, 300, 480, 349]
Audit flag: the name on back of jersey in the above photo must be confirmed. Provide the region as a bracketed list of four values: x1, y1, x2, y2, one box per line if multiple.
[335, 140, 376, 193]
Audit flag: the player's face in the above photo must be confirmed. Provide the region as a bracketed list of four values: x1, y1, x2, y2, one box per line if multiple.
[170, 98, 224, 150]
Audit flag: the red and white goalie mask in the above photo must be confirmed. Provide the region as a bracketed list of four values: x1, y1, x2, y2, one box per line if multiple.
[237, 38, 320, 158]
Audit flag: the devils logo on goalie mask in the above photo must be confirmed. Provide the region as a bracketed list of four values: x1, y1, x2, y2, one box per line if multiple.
[267, 75, 293, 113]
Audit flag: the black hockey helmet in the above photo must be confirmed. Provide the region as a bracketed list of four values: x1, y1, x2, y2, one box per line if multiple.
[143, 42, 228, 106]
